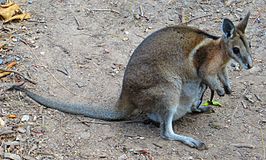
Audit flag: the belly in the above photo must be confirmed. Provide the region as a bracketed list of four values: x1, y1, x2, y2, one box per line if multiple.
[173, 80, 202, 120]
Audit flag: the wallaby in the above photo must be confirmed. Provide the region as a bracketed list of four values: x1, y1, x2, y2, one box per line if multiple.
[8, 12, 252, 150]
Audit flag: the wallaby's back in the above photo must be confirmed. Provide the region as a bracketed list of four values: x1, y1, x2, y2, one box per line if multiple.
[122, 26, 219, 94]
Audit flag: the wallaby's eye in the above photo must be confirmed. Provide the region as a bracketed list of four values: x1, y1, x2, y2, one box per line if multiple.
[232, 47, 240, 55]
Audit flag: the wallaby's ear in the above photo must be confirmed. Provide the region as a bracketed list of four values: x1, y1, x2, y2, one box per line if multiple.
[237, 12, 250, 33]
[222, 18, 235, 38]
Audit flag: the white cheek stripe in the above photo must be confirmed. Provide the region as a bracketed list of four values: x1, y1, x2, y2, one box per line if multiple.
[188, 38, 214, 63]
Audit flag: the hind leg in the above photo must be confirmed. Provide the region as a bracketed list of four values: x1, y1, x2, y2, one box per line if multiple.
[160, 107, 207, 150]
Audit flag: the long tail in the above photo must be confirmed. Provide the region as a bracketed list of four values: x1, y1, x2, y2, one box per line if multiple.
[7, 85, 127, 121]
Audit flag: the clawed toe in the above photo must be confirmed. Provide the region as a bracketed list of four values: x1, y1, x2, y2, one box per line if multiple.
[183, 138, 208, 150]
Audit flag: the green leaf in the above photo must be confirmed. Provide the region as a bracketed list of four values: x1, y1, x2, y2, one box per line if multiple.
[211, 100, 222, 107]
[202, 100, 222, 107]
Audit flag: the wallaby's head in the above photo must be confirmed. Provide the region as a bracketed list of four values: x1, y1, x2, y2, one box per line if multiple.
[221, 12, 252, 70]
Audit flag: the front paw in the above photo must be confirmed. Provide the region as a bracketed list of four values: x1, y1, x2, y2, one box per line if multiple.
[216, 89, 225, 97]
[224, 86, 232, 95]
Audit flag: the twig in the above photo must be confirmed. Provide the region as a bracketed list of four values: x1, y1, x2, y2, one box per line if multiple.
[241, 101, 247, 109]
[152, 143, 163, 148]
[73, 16, 84, 30]
[19, 37, 35, 48]
[184, 14, 212, 24]
[260, 127, 266, 159]
[20, 40, 84, 98]
[87, 8, 120, 14]
[78, 120, 111, 125]
[56, 68, 69, 76]
[76, 117, 143, 125]
[139, 5, 144, 17]
[254, 94, 262, 102]
[253, 13, 261, 25]
[231, 105, 238, 119]
[0, 68, 37, 84]
[232, 143, 255, 149]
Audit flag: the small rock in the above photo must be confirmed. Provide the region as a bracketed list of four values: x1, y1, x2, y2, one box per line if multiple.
[0, 117, 5, 128]
[138, 136, 145, 140]
[17, 127, 26, 133]
[187, 156, 194, 160]
[12, 37, 18, 42]
[0, 58, 3, 65]
[134, 14, 140, 20]
[4, 153, 22, 160]
[32, 116, 37, 121]
[21, 115, 30, 122]
[122, 37, 129, 41]
[118, 154, 127, 160]
[103, 49, 110, 54]
[236, 8, 243, 12]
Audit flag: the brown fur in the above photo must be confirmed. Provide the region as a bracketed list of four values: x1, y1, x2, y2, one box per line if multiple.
[9, 13, 252, 150]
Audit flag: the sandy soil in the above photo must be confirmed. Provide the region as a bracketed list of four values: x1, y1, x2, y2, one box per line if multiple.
[1, 0, 266, 159]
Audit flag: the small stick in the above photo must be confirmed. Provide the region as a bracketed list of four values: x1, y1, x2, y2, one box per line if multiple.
[0, 68, 37, 84]
[241, 101, 247, 109]
[152, 143, 163, 148]
[87, 8, 120, 14]
[252, 13, 260, 25]
[139, 5, 144, 17]
[260, 127, 266, 159]
[73, 16, 83, 30]
[231, 105, 238, 119]
[77, 120, 111, 125]
[254, 94, 262, 102]
[232, 143, 255, 149]
[184, 14, 212, 24]
[77, 117, 143, 125]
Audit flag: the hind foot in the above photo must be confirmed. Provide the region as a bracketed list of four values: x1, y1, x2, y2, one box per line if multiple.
[192, 105, 214, 113]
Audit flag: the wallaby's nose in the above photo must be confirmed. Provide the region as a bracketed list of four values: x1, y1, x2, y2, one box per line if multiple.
[247, 64, 252, 69]
[246, 56, 253, 69]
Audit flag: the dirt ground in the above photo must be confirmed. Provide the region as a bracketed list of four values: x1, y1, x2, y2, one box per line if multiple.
[0, 0, 266, 159]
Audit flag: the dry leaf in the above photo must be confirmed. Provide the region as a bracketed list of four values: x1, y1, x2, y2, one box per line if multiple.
[6, 61, 17, 69]
[8, 114, 17, 119]
[4, 13, 30, 23]
[0, 1, 30, 23]
[0, 69, 11, 78]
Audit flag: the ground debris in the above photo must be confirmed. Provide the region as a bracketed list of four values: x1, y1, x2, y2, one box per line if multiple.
[231, 143, 255, 149]
[244, 94, 255, 103]
[0, 1, 30, 23]
[3, 152, 22, 160]
[209, 121, 224, 130]
[0, 126, 14, 135]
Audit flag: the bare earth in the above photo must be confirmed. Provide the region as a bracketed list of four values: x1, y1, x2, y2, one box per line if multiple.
[1, 0, 266, 160]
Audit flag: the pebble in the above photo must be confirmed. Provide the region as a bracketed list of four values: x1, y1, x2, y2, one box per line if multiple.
[118, 154, 127, 160]
[0, 117, 5, 128]
[17, 127, 26, 133]
[21, 115, 30, 122]
[4, 153, 22, 160]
